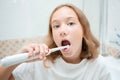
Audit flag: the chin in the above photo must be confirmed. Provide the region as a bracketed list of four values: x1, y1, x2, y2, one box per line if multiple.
[61, 52, 73, 58]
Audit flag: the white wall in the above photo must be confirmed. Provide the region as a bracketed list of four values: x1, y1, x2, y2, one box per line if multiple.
[83, 0, 100, 40]
[107, 0, 120, 49]
[100, 0, 120, 50]
[0, 0, 100, 40]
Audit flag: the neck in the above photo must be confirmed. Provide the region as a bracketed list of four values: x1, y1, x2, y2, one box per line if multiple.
[62, 56, 81, 64]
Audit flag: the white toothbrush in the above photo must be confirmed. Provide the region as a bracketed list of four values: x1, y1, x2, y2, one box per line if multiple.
[0, 45, 69, 67]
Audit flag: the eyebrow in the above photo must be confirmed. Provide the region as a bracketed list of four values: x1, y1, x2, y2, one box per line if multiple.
[51, 17, 78, 24]
[51, 20, 58, 24]
[67, 17, 77, 19]
[66, 17, 78, 21]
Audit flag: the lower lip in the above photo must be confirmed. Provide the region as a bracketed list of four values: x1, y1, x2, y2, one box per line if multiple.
[62, 46, 70, 52]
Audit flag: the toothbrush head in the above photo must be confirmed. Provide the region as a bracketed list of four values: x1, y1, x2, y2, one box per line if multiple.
[46, 45, 69, 56]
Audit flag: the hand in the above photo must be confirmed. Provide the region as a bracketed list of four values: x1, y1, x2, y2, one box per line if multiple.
[20, 43, 49, 61]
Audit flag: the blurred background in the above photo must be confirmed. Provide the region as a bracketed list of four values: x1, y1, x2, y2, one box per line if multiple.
[0, 0, 120, 79]
[0, 0, 100, 40]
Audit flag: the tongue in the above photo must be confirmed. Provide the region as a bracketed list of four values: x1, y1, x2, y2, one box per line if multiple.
[62, 40, 70, 46]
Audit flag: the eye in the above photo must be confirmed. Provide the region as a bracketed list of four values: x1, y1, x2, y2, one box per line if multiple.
[67, 22, 75, 26]
[53, 25, 60, 29]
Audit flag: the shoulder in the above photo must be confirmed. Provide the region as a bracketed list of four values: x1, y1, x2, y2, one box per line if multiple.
[88, 55, 112, 79]
[88, 55, 109, 71]
[90, 55, 107, 66]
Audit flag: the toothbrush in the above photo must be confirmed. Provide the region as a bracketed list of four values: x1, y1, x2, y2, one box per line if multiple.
[0, 45, 69, 67]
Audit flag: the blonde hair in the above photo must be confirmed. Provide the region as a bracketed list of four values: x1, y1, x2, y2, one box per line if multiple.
[45, 4, 100, 63]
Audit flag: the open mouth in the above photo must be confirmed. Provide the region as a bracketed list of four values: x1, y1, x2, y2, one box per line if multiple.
[61, 40, 71, 46]
[61, 40, 71, 52]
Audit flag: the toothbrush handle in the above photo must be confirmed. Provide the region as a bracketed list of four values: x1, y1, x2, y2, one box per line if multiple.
[0, 45, 69, 67]
[0, 49, 59, 67]
[0, 53, 36, 67]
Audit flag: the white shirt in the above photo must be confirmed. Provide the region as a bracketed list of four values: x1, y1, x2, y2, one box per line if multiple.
[13, 55, 111, 80]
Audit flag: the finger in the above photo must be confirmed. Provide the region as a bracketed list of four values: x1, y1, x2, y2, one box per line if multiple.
[31, 44, 40, 56]
[23, 43, 37, 57]
[39, 44, 49, 59]
[39, 56, 47, 60]
[42, 44, 49, 55]
[39, 45, 45, 56]
[27, 43, 42, 59]
[28, 43, 40, 56]
[22, 47, 34, 53]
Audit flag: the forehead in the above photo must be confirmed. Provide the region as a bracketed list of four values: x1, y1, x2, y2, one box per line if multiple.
[51, 6, 78, 22]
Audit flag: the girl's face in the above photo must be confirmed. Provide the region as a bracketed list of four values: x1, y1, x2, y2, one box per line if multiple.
[51, 6, 83, 63]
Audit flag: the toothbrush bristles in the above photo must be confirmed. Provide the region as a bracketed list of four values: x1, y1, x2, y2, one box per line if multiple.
[46, 45, 69, 56]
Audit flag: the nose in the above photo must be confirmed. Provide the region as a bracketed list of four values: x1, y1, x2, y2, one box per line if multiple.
[60, 31, 66, 37]
[60, 25, 68, 37]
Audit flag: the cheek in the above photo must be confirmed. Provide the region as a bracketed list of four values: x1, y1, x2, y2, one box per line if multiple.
[52, 31, 59, 45]
[72, 31, 83, 48]
[73, 32, 83, 41]
[53, 31, 58, 39]
[72, 26, 83, 38]
[71, 27, 83, 42]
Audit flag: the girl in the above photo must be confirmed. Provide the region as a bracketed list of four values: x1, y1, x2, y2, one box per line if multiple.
[0, 4, 111, 80]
